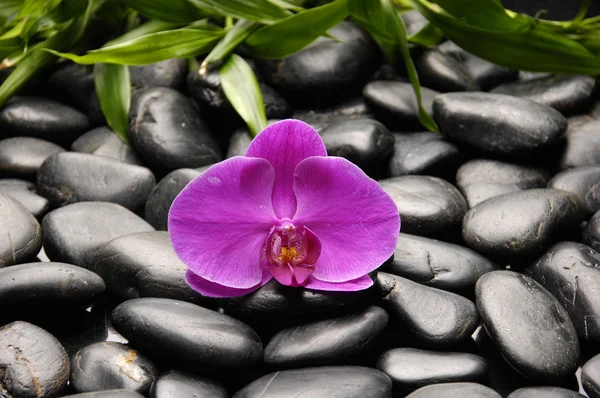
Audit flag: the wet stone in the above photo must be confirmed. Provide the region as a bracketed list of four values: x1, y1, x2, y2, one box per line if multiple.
[415, 49, 478, 92]
[0, 321, 69, 398]
[42, 202, 154, 267]
[383, 233, 499, 293]
[476, 271, 580, 379]
[37, 152, 155, 211]
[456, 159, 550, 208]
[433, 93, 567, 157]
[462, 188, 586, 261]
[70, 342, 159, 395]
[71, 127, 142, 165]
[507, 386, 586, 398]
[0, 193, 42, 267]
[233, 366, 392, 398]
[561, 120, 600, 169]
[0, 178, 49, 218]
[583, 210, 600, 251]
[405, 383, 501, 398]
[149, 370, 228, 398]
[111, 298, 263, 370]
[63, 391, 145, 398]
[582, 354, 600, 398]
[549, 166, 600, 213]
[130, 59, 188, 90]
[264, 305, 388, 368]
[379, 176, 467, 237]
[376, 272, 479, 347]
[0, 137, 64, 179]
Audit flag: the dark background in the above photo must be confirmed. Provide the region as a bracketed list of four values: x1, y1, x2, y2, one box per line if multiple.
[502, 0, 600, 19]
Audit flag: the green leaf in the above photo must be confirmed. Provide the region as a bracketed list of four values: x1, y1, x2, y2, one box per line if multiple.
[407, 21, 443, 47]
[220, 54, 267, 136]
[94, 63, 131, 143]
[105, 20, 184, 46]
[187, 0, 289, 24]
[121, 0, 211, 23]
[201, 19, 258, 71]
[246, 0, 349, 59]
[266, 0, 304, 12]
[0, 0, 22, 25]
[47, 27, 226, 65]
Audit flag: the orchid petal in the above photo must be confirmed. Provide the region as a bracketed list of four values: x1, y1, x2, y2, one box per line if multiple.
[246, 119, 327, 219]
[293, 156, 400, 282]
[168, 156, 277, 289]
[304, 274, 374, 291]
[185, 269, 272, 298]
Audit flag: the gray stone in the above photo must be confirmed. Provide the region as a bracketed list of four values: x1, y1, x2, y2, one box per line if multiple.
[0, 178, 49, 218]
[149, 370, 227, 398]
[71, 127, 142, 165]
[561, 120, 600, 169]
[548, 166, 600, 213]
[0, 137, 64, 179]
[507, 386, 585, 398]
[405, 383, 501, 398]
[0, 193, 42, 267]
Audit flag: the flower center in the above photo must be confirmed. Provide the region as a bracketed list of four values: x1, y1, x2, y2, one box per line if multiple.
[262, 220, 320, 287]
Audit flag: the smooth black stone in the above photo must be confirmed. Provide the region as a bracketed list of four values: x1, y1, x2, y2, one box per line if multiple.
[149, 370, 227, 398]
[144, 168, 202, 230]
[255, 21, 381, 107]
[0, 321, 69, 397]
[319, 118, 394, 176]
[0, 96, 89, 142]
[519, 71, 554, 81]
[526, 242, 600, 347]
[0, 137, 64, 179]
[0, 193, 42, 267]
[362, 81, 439, 130]
[388, 132, 462, 178]
[70, 342, 159, 395]
[49, 63, 95, 109]
[71, 127, 142, 165]
[549, 166, 600, 213]
[111, 298, 263, 369]
[507, 386, 585, 398]
[377, 272, 479, 347]
[0, 178, 49, 218]
[405, 383, 501, 398]
[456, 159, 550, 208]
[582, 354, 600, 398]
[379, 176, 467, 237]
[491, 75, 596, 116]
[377, 348, 488, 391]
[462, 189, 586, 260]
[433, 93, 567, 156]
[292, 97, 372, 131]
[42, 202, 154, 267]
[264, 305, 388, 368]
[415, 50, 478, 92]
[130, 59, 188, 90]
[227, 130, 253, 158]
[89, 231, 208, 305]
[476, 271, 580, 379]
[233, 366, 392, 398]
[561, 120, 600, 169]
[583, 209, 600, 251]
[130, 87, 221, 175]
[384, 233, 499, 293]
[37, 152, 155, 211]
[63, 391, 145, 398]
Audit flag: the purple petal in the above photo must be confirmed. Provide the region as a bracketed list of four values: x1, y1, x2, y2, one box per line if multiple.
[304, 274, 374, 291]
[293, 156, 400, 282]
[186, 269, 272, 298]
[168, 156, 277, 289]
[246, 119, 327, 219]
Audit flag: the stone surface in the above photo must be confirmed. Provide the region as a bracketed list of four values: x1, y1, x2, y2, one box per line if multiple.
[149, 370, 228, 398]
[433, 93, 567, 156]
[561, 120, 600, 169]
[37, 152, 155, 211]
[507, 386, 585, 398]
[63, 391, 145, 398]
[405, 383, 501, 398]
[226, 130, 253, 158]
[233, 366, 392, 398]
[70, 342, 159, 395]
[582, 353, 600, 398]
[71, 127, 142, 165]
[42, 202, 154, 267]
[0, 321, 69, 397]
[48, 63, 94, 109]
[0, 178, 49, 218]
[0, 137, 65, 179]
[475, 271, 580, 379]
[377, 272, 479, 347]
[583, 209, 600, 251]
[548, 166, 600, 213]
[292, 97, 372, 131]
[0, 193, 42, 267]
[415, 50, 478, 92]
[130, 59, 188, 90]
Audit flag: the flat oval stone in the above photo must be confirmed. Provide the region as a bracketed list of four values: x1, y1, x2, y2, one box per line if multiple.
[0, 193, 42, 267]
[377, 272, 479, 346]
[42, 202, 154, 267]
[63, 391, 145, 398]
[71, 127, 142, 165]
[475, 271, 580, 379]
[507, 386, 585, 398]
[456, 159, 550, 208]
[561, 120, 600, 169]
[0, 321, 69, 397]
[292, 97, 372, 131]
[433, 93, 567, 156]
[405, 383, 501, 398]
[130, 59, 187, 90]
[233, 366, 392, 398]
[582, 353, 600, 398]
[379, 176, 467, 237]
[264, 305, 388, 367]
[462, 189, 586, 260]
[0, 178, 49, 218]
[149, 370, 227, 398]
[384, 233, 499, 293]
[70, 342, 159, 395]
[415, 50, 478, 92]
[377, 348, 488, 391]
[111, 298, 263, 369]
[583, 210, 600, 251]
[37, 152, 155, 211]
[0, 137, 64, 179]
[130, 87, 221, 175]
[89, 231, 208, 305]
[0, 96, 89, 142]
[548, 166, 600, 213]
[491, 75, 596, 116]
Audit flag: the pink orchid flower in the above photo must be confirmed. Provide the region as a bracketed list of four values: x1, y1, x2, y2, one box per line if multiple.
[168, 119, 400, 298]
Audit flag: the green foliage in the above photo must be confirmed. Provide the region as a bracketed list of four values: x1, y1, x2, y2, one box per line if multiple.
[201, 19, 258, 70]
[120, 0, 210, 23]
[94, 63, 131, 143]
[187, 0, 290, 24]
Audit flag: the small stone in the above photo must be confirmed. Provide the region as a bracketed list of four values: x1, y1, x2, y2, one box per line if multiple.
[549, 166, 600, 213]
[0, 137, 64, 179]
[149, 370, 227, 398]
[70, 342, 159, 395]
[415, 50, 478, 92]
[583, 210, 600, 251]
[405, 383, 501, 398]
[226, 130, 253, 158]
[130, 59, 188, 90]
[0, 193, 42, 267]
[475, 271, 580, 379]
[561, 120, 600, 169]
[37, 152, 155, 211]
[71, 127, 142, 165]
[62, 391, 145, 398]
[292, 97, 372, 131]
[507, 386, 586, 398]
[582, 353, 600, 398]
[0, 178, 49, 218]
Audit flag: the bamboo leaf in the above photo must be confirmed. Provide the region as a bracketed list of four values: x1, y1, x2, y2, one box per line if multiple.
[187, 0, 289, 24]
[105, 20, 184, 46]
[220, 54, 267, 136]
[121, 0, 211, 23]
[266, 0, 304, 12]
[201, 19, 258, 71]
[0, 0, 22, 25]
[94, 63, 131, 143]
